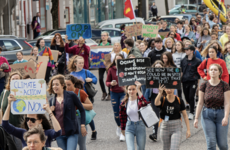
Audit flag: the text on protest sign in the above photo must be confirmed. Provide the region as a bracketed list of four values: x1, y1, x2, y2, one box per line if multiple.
[10, 79, 46, 114]
[146, 67, 181, 89]
[117, 58, 151, 86]
[10, 62, 36, 79]
[90, 46, 113, 68]
[142, 25, 159, 38]
[125, 24, 142, 37]
[66, 24, 92, 39]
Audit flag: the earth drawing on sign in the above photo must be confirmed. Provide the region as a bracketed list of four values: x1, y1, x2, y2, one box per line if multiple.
[13, 99, 26, 113]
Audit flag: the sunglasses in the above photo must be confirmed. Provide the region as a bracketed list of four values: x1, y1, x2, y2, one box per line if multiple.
[26, 117, 38, 123]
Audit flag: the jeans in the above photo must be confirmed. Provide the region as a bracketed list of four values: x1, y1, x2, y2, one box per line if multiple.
[201, 107, 229, 150]
[78, 116, 88, 150]
[125, 120, 146, 150]
[110, 91, 126, 126]
[89, 119, 95, 131]
[99, 68, 110, 94]
[144, 88, 150, 102]
[56, 134, 79, 150]
[183, 81, 197, 114]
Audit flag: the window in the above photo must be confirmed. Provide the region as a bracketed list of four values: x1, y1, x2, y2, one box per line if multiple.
[103, 30, 121, 37]
[92, 30, 101, 37]
[102, 24, 113, 28]
[188, 6, 196, 10]
[0, 40, 21, 51]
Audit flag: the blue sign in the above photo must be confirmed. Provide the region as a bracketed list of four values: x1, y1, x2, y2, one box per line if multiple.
[66, 24, 92, 40]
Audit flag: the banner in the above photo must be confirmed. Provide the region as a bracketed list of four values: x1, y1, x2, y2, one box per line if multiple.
[51, 50, 59, 62]
[24, 56, 49, 79]
[142, 25, 159, 38]
[117, 58, 151, 86]
[10, 62, 36, 79]
[146, 67, 181, 89]
[66, 24, 92, 40]
[10, 79, 46, 114]
[125, 24, 142, 37]
[90, 46, 113, 68]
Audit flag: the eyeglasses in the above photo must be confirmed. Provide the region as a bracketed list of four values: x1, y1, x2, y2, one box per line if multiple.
[101, 35, 107, 37]
[26, 117, 38, 123]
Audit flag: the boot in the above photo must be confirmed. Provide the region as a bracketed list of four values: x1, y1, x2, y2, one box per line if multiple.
[101, 93, 107, 101]
[105, 94, 111, 101]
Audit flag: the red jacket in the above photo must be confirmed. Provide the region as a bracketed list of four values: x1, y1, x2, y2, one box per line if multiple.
[119, 95, 150, 130]
[106, 66, 124, 93]
[65, 43, 90, 69]
[197, 58, 229, 83]
[166, 33, 181, 41]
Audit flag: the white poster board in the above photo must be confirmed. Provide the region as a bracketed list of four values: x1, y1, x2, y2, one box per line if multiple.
[10, 79, 46, 114]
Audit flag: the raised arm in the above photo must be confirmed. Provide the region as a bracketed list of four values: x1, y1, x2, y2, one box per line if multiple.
[155, 84, 165, 106]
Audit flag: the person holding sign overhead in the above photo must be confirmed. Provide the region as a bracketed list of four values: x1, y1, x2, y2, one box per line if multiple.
[155, 84, 191, 150]
[36, 38, 55, 83]
[13, 52, 28, 64]
[65, 35, 90, 69]
[2, 95, 61, 148]
[181, 45, 201, 120]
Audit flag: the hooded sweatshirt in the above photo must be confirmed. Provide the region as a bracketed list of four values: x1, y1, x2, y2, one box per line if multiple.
[148, 46, 166, 65]
[219, 33, 230, 49]
[172, 52, 186, 68]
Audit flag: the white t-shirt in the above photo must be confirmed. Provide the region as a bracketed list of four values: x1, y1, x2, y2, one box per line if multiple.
[126, 99, 139, 122]
[110, 51, 127, 63]
[177, 28, 184, 35]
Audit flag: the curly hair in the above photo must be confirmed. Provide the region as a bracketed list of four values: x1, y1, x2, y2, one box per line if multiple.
[51, 33, 65, 47]
[5, 71, 22, 91]
[47, 74, 66, 94]
[67, 55, 84, 72]
[64, 74, 84, 89]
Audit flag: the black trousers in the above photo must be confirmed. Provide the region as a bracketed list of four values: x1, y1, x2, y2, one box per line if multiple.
[151, 93, 160, 135]
[182, 81, 198, 114]
[99, 68, 110, 94]
[57, 63, 65, 75]
[45, 67, 52, 83]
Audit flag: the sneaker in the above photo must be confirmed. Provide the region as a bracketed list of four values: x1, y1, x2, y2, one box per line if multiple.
[105, 94, 111, 101]
[116, 127, 121, 137]
[101, 93, 107, 101]
[91, 131, 97, 140]
[120, 133, 125, 142]
[188, 113, 194, 120]
[149, 133, 157, 142]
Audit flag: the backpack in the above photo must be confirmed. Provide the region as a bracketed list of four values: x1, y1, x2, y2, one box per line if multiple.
[0, 126, 17, 150]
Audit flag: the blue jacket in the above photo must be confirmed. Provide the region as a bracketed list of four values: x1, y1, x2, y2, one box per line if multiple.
[194, 50, 202, 61]
[70, 69, 97, 92]
[49, 90, 85, 136]
[181, 31, 197, 44]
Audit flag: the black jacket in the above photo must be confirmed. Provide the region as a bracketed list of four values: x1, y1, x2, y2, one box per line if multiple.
[50, 45, 66, 65]
[181, 55, 201, 82]
[151, 5, 158, 15]
[49, 90, 85, 136]
[148, 46, 166, 65]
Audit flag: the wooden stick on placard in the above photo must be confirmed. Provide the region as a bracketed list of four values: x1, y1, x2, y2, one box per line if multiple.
[133, 21, 138, 41]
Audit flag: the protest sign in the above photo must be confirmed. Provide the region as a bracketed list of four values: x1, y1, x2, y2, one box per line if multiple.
[51, 50, 59, 62]
[146, 67, 181, 89]
[159, 32, 169, 39]
[66, 24, 92, 40]
[90, 46, 113, 68]
[141, 25, 159, 38]
[10, 62, 36, 79]
[24, 56, 49, 79]
[125, 24, 142, 37]
[10, 79, 46, 114]
[117, 58, 151, 86]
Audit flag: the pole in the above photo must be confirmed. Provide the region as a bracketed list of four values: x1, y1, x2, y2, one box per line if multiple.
[105, 0, 108, 20]
[196, 0, 198, 13]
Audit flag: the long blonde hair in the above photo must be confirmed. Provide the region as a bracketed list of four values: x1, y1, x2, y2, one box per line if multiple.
[201, 41, 223, 57]
[67, 55, 84, 72]
[111, 42, 122, 53]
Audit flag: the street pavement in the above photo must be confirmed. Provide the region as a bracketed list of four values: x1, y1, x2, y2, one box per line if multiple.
[50, 70, 230, 150]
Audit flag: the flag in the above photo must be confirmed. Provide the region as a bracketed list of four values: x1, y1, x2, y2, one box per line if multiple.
[220, 0, 224, 4]
[124, 0, 136, 20]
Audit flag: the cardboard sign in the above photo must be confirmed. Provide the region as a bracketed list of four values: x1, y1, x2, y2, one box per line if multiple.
[90, 46, 113, 68]
[146, 67, 181, 89]
[104, 53, 112, 68]
[51, 50, 59, 62]
[159, 32, 169, 39]
[66, 24, 92, 40]
[142, 25, 159, 38]
[10, 79, 46, 114]
[24, 56, 49, 79]
[117, 58, 151, 86]
[125, 24, 142, 37]
[10, 62, 36, 79]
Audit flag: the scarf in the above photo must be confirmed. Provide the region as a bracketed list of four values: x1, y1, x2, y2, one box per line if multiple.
[38, 46, 46, 56]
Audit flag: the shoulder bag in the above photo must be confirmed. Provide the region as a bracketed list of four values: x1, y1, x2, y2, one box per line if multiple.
[84, 70, 97, 98]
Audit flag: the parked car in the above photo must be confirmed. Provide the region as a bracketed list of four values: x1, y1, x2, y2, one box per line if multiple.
[146, 15, 183, 28]
[173, 14, 193, 22]
[92, 28, 121, 44]
[35, 29, 66, 39]
[169, 4, 202, 15]
[0, 37, 33, 64]
[97, 17, 145, 29]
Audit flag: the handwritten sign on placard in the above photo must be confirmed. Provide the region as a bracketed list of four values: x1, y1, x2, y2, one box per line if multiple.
[125, 24, 142, 37]
[142, 25, 159, 38]
[90, 46, 113, 68]
[117, 58, 151, 86]
[66, 24, 92, 40]
[10, 62, 36, 79]
[146, 67, 181, 89]
[10, 79, 46, 114]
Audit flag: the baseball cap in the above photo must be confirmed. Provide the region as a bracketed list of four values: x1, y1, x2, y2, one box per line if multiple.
[184, 45, 195, 51]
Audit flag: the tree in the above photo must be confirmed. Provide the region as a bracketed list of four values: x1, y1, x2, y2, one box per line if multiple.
[38, 80, 45, 88]
[51, 0, 59, 29]
[11, 89, 18, 95]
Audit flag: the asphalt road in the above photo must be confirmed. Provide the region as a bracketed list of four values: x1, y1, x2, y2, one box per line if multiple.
[49, 70, 230, 150]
